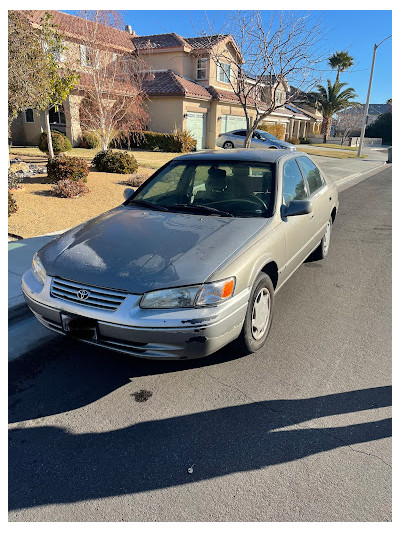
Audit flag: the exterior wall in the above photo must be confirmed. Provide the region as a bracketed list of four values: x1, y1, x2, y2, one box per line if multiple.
[208, 41, 240, 91]
[10, 110, 46, 146]
[145, 97, 184, 133]
[142, 50, 193, 78]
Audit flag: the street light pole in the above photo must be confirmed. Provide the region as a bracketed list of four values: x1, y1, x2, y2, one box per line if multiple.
[357, 35, 391, 158]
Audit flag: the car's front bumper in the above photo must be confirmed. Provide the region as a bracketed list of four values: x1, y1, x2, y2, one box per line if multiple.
[21, 269, 249, 360]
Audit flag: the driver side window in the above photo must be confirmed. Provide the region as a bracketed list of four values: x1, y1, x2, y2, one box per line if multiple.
[282, 159, 307, 206]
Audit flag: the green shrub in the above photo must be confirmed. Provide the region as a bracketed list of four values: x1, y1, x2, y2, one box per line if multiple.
[47, 155, 89, 184]
[81, 131, 100, 149]
[366, 112, 392, 144]
[8, 191, 18, 217]
[129, 130, 197, 152]
[287, 136, 300, 145]
[92, 150, 138, 174]
[299, 137, 311, 144]
[258, 123, 286, 141]
[38, 131, 72, 154]
[51, 179, 89, 198]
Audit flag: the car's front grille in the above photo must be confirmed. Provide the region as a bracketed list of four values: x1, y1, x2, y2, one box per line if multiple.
[50, 277, 127, 311]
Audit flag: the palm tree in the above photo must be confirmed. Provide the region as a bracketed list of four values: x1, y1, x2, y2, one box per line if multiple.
[313, 80, 357, 142]
[328, 51, 354, 83]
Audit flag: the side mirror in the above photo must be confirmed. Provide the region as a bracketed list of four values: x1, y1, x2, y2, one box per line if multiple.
[281, 199, 312, 217]
[123, 188, 135, 201]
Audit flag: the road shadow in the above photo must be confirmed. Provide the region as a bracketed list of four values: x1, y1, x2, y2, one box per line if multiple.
[9, 386, 391, 511]
[8, 337, 250, 422]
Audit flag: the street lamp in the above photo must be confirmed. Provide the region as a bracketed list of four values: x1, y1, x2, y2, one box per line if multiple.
[357, 35, 392, 158]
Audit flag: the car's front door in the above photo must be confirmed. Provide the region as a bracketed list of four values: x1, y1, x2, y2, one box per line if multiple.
[297, 156, 331, 242]
[280, 158, 316, 281]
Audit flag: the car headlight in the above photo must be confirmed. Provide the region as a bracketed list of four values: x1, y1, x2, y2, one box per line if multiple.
[140, 277, 235, 309]
[32, 253, 46, 285]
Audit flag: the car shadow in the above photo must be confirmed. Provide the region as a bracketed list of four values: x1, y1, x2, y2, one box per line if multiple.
[8, 336, 248, 423]
[8, 386, 391, 511]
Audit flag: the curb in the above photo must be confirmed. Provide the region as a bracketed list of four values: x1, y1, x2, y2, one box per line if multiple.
[335, 162, 387, 191]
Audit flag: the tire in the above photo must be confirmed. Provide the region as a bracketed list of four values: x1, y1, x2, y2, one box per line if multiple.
[234, 272, 275, 355]
[312, 216, 332, 260]
[223, 141, 234, 149]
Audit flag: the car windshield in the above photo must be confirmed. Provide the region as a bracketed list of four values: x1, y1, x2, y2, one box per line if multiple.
[257, 131, 277, 141]
[128, 160, 276, 218]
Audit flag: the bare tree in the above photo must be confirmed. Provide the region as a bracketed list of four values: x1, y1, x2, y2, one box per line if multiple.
[334, 105, 363, 145]
[200, 11, 326, 147]
[76, 10, 148, 151]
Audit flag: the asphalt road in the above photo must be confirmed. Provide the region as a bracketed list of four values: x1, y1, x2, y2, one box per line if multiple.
[9, 167, 392, 522]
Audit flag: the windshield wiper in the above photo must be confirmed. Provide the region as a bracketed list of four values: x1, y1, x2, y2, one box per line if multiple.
[128, 199, 169, 212]
[169, 204, 234, 217]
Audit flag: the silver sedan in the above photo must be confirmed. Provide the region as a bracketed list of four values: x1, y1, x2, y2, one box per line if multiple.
[22, 149, 338, 360]
[216, 129, 296, 150]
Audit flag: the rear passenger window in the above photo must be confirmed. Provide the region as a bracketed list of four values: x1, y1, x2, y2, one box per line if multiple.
[297, 157, 324, 195]
[233, 131, 246, 136]
[282, 159, 307, 205]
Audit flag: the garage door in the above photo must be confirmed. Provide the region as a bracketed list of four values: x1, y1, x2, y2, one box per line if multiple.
[221, 115, 247, 133]
[186, 112, 206, 150]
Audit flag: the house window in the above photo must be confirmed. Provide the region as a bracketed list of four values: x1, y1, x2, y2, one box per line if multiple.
[217, 62, 231, 84]
[24, 109, 34, 123]
[49, 106, 66, 125]
[276, 90, 282, 105]
[196, 58, 207, 80]
[80, 44, 91, 66]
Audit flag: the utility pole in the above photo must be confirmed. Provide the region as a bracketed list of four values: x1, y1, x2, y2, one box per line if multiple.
[357, 35, 391, 158]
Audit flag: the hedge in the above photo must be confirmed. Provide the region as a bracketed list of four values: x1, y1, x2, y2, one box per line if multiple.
[123, 130, 197, 153]
[258, 123, 286, 141]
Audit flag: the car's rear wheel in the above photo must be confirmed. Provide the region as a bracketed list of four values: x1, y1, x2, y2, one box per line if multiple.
[234, 272, 274, 355]
[223, 141, 234, 149]
[312, 217, 332, 260]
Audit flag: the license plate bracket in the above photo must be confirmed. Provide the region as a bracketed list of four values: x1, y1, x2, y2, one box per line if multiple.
[61, 313, 98, 341]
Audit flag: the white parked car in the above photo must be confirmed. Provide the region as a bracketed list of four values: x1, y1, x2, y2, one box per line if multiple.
[216, 129, 296, 151]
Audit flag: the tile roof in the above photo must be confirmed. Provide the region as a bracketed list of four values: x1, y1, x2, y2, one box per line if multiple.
[184, 35, 227, 49]
[132, 33, 189, 50]
[77, 72, 140, 97]
[28, 10, 136, 52]
[143, 70, 212, 99]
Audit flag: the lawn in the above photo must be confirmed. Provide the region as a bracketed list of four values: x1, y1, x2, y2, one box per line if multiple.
[309, 143, 358, 151]
[298, 146, 365, 159]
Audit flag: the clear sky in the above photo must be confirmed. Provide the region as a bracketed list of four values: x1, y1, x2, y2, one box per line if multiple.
[66, 9, 392, 103]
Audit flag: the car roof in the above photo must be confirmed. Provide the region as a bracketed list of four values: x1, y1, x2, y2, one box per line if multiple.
[173, 148, 297, 164]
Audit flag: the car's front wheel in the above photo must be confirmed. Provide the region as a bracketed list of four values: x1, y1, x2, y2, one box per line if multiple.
[312, 216, 332, 260]
[223, 141, 234, 149]
[235, 272, 274, 355]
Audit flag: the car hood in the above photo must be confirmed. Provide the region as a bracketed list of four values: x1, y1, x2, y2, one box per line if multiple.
[38, 206, 270, 293]
[275, 140, 296, 150]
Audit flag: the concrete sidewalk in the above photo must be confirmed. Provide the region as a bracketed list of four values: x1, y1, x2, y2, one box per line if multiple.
[8, 152, 388, 361]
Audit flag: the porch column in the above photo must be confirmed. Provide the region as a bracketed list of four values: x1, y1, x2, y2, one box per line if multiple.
[294, 120, 300, 139]
[64, 94, 83, 147]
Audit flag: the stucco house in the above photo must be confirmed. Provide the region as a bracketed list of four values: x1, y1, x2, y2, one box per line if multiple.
[11, 10, 313, 150]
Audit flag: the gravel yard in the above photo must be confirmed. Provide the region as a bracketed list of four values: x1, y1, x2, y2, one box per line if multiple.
[8, 152, 156, 239]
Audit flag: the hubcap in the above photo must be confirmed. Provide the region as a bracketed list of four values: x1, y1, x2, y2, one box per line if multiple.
[323, 221, 331, 254]
[251, 288, 271, 340]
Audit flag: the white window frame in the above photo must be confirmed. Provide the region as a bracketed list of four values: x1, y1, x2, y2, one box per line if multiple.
[80, 44, 91, 67]
[275, 90, 282, 105]
[24, 108, 34, 123]
[217, 62, 231, 84]
[196, 58, 207, 80]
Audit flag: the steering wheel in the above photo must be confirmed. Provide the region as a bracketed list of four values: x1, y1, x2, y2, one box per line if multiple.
[208, 195, 269, 213]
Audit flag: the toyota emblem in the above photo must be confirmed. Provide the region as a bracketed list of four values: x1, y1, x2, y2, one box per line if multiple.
[77, 289, 90, 300]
